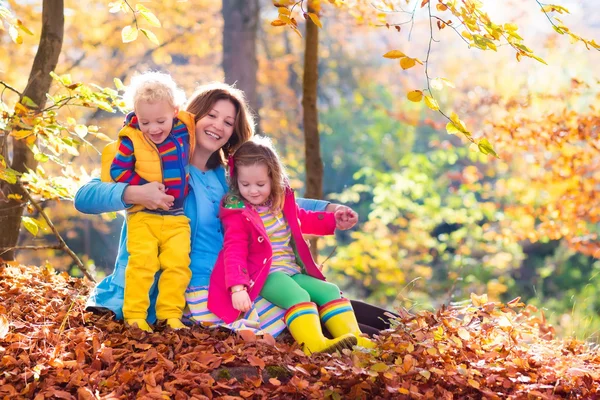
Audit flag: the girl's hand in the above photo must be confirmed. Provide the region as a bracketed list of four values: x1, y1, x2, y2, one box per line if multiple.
[334, 206, 358, 230]
[231, 288, 252, 312]
[123, 182, 174, 210]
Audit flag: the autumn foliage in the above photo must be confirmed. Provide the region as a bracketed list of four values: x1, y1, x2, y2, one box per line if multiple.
[1, 263, 599, 399]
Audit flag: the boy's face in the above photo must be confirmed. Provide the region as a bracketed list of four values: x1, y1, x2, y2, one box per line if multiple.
[136, 99, 178, 144]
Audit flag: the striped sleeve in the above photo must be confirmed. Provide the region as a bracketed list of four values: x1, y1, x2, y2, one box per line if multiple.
[109, 137, 148, 185]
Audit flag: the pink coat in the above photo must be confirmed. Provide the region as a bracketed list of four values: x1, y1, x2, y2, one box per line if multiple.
[207, 188, 336, 323]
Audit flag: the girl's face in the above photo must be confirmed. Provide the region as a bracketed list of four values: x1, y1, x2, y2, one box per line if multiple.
[237, 163, 272, 206]
[195, 99, 236, 154]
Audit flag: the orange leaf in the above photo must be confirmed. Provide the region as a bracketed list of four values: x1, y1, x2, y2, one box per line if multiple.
[271, 19, 286, 26]
[248, 355, 265, 369]
[238, 329, 257, 342]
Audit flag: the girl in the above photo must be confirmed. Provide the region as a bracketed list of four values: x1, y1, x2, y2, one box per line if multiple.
[208, 137, 375, 355]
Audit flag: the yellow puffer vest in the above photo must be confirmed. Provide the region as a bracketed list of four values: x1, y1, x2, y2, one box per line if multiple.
[100, 110, 196, 212]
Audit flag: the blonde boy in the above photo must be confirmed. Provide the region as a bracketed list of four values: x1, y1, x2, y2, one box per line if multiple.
[101, 72, 195, 332]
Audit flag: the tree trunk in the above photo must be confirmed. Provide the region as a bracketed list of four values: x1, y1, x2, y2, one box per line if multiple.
[302, 1, 323, 259]
[0, 0, 64, 261]
[222, 0, 261, 132]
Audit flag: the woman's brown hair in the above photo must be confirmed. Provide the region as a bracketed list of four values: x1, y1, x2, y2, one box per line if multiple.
[185, 82, 255, 170]
[229, 136, 287, 211]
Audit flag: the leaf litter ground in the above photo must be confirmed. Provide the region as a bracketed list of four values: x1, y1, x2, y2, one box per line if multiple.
[1, 263, 599, 399]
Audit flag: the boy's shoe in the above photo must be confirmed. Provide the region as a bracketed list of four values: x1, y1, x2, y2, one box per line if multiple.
[125, 318, 153, 333]
[166, 318, 188, 330]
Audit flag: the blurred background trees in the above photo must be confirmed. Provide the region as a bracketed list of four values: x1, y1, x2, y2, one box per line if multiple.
[1, 0, 599, 341]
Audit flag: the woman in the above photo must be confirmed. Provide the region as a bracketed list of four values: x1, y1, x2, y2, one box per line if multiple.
[76, 82, 394, 336]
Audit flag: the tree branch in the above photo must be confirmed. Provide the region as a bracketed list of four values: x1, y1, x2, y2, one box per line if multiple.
[19, 182, 95, 282]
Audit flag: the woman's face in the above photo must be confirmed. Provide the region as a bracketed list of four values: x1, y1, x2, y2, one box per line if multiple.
[195, 99, 236, 154]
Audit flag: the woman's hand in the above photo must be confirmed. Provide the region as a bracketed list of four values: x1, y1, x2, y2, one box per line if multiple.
[123, 182, 174, 210]
[231, 286, 251, 312]
[332, 205, 359, 230]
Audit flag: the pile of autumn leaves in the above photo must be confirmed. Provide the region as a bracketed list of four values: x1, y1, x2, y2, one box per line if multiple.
[1, 264, 599, 399]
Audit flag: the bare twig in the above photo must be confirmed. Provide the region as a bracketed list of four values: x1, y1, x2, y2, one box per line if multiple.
[18, 182, 95, 282]
[0, 80, 22, 97]
[123, 0, 139, 29]
[1, 245, 63, 251]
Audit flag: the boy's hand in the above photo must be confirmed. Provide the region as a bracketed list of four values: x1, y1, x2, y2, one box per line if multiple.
[124, 181, 174, 210]
[231, 288, 251, 312]
[334, 206, 358, 230]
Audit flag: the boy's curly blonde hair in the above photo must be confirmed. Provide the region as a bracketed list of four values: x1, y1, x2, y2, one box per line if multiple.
[123, 71, 186, 111]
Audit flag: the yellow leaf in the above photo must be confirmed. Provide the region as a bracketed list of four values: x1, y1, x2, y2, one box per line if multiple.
[461, 31, 473, 40]
[457, 327, 470, 340]
[279, 14, 292, 24]
[398, 388, 410, 395]
[271, 19, 287, 26]
[477, 138, 498, 157]
[370, 363, 390, 372]
[9, 25, 22, 44]
[16, 20, 33, 35]
[468, 379, 480, 389]
[433, 326, 444, 341]
[278, 7, 291, 16]
[10, 130, 33, 139]
[424, 96, 439, 111]
[400, 57, 416, 70]
[426, 347, 438, 355]
[94, 132, 113, 142]
[136, 4, 162, 28]
[419, 370, 431, 380]
[0, 315, 9, 339]
[22, 216, 39, 237]
[308, 12, 322, 28]
[470, 292, 488, 307]
[407, 90, 423, 102]
[121, 25, 138, 43]
[383, 50, 406, 59]
[140, 28, 159, 46]
[114, 78, 125, 91]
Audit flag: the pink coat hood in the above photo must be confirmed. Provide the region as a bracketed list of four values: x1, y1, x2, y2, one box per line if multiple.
[208, 187, 336, 323]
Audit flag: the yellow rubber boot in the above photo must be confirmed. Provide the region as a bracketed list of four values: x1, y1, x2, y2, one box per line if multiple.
[125, 318, 153, 333]
[166, 318, 188, 330]
[319, 299, 376, 349]
[284, 302, 357, 355]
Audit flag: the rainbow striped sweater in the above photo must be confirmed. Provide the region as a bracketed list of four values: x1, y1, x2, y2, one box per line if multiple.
[110, 112, 192, 213]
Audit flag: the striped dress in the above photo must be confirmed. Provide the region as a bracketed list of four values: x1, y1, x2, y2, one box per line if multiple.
[255, 204, 301, 276]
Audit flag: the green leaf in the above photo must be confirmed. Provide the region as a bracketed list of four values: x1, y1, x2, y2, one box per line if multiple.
[21, 96, 38, 108]
[34, 152, 49, 162]
[140, 28, 159, 46]
[22, 216, 39, 237]
[121, 25, 138, 43]
[136, 4, 162, 27]
[0, 158, 20, 184]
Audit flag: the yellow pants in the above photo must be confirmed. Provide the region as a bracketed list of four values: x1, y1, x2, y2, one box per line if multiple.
[123, 212, 192, 321]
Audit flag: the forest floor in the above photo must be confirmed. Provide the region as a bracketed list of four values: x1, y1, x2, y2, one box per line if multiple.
[1, 263, 599, 399]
